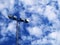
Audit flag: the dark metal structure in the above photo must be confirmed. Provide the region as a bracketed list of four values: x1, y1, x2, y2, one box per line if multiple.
[8, 15, 29, 45]
[8, 15, 29, 23]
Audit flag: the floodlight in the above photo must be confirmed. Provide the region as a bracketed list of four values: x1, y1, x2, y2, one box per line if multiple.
[8, 15, 29, 45]
[8, 15, 17, 20]
[8, 15, 29, 23]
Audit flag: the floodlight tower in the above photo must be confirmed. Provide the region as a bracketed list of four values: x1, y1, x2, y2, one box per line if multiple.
[8, 15, 29, 45]
[8, 0, 29, 45]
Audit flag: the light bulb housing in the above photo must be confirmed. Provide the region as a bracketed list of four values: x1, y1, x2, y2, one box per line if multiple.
[8, 15, 29, 23]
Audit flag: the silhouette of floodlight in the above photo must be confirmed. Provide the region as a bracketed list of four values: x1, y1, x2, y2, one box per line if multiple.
[8, 15, 29, 23]
[8, 15, 17, 20]
[8, 15, 29, 45]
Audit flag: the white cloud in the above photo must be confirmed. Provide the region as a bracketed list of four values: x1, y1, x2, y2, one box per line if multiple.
[0, 37, 8, 44]
[0, 3, 5, 11]
[31, 37, 49, 45]
[0, 0, 9, 10]
[48, 31, 60, 45]
[8, 0, 15, 13]
[21, 0, 34, 6]
[0, 21, 16, 37]
[7, 21, 16, 35]
[1, 9, 8, 18]
[27, 26, 43, 37]
[44, 5, 57, 21]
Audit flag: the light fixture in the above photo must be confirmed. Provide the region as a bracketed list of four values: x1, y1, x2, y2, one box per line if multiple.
[8, 15, 29, 45]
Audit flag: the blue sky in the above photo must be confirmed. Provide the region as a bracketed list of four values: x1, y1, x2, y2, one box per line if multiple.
[0, 0, 60, 45]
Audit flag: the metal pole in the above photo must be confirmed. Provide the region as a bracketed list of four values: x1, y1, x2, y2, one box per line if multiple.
[8, 15, 29, 45]
[16, 21, 20, 45]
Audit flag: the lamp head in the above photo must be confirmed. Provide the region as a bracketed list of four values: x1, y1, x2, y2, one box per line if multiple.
[8, 15, 17, 20]
[8, 15, 29, 23]
[24, 19, 29, 23]
[19, 18, 29, 23]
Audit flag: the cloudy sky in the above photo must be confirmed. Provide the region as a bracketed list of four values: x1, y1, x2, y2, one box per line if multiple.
[0, 0, 60, 45]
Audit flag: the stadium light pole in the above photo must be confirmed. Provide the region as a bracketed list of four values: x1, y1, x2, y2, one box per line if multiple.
[8, 15, 29, 45]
